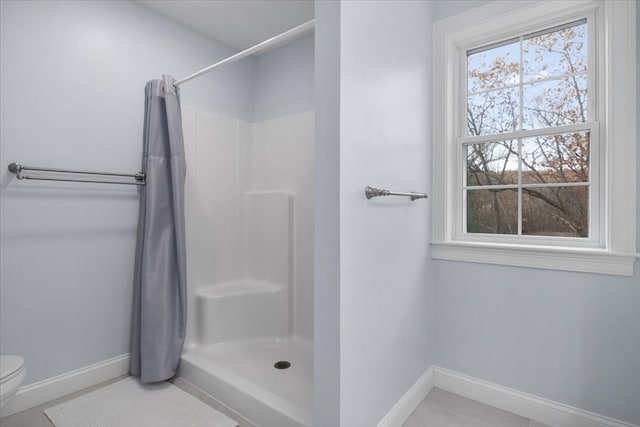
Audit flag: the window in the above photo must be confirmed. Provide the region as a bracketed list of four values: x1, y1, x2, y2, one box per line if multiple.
[432, 0, 636, 275]
[465, 19, 595, 241]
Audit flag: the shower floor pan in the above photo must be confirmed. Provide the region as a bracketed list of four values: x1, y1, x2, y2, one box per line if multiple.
[179, 336, 312, 427]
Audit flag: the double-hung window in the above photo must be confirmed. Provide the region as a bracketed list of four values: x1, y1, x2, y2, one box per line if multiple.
[432, 1, 636, 275]
[465, 18, 595, 242]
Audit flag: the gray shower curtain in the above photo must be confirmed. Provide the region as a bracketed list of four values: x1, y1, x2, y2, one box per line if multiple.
[131, 75, 187, 383]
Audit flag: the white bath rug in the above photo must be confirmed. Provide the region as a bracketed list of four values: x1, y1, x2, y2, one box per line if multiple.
[44, 376, 238, 427]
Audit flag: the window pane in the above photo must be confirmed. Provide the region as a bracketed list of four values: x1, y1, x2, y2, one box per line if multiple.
[467, 88, 520, 135]
[467, 189, 518, 234]
[523, 76, 588, 129]
[468, 39, 520, 92]
[462, 18, 593, 242]
[521, 131, 590, 184]
[522, 186, 589, 237]
[466, 141, 518, 186]
[523, 21, 587, 82]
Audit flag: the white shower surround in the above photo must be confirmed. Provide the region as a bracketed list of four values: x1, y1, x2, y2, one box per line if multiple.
[180, 106, 314, 427]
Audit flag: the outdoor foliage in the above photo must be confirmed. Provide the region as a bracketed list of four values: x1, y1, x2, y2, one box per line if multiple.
[465, 21, 590, 237]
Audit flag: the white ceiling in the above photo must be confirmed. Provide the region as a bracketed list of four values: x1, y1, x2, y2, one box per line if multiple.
[136, 0, 314, 50]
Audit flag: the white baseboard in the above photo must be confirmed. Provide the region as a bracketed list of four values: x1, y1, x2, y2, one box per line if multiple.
[1, 353, 130, 418]
[377, 366, 639, 427]
[377, 366, 435, 427]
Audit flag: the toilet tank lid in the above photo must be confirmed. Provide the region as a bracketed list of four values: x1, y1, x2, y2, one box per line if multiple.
[1, 356, 24, 380]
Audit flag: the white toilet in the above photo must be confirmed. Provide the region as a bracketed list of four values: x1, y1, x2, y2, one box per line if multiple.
[0, 355, 26, 416]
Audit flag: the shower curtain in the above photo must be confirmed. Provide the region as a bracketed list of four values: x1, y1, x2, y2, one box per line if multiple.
[131, 75, 187, 383]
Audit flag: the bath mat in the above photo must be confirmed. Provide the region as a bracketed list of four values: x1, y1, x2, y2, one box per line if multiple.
[44, 377, 237, 427]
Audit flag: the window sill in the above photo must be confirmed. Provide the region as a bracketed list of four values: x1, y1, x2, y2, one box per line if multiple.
[431, 241, 636, 276]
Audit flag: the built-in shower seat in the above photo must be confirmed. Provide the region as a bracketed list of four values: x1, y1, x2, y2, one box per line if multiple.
[194, 279, 289, 345]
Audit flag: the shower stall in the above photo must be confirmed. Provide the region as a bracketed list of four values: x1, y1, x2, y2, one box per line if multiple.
[175, 32, 314, 427]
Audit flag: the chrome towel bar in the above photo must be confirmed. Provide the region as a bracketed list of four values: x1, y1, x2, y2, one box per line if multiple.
[365, 186, 428, 201]
[7, 162, 146, 186]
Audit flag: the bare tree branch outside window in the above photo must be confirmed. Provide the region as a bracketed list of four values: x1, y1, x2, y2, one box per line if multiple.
[465, 20, 589, 237]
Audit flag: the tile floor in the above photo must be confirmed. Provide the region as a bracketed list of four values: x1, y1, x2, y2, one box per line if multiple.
[0, 379, 550, 427]
[403, 388, 550, 427]
[0, 376, 126, 427]
[0, 376, 247, 427]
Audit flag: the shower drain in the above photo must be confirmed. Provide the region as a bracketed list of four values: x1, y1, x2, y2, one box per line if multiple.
[274, 361, 291, 369]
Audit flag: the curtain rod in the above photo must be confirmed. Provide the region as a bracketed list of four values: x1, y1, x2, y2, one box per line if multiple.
[173, 19, 314, 88]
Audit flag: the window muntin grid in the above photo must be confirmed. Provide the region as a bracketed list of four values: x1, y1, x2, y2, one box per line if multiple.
[461, 19, 594, 239]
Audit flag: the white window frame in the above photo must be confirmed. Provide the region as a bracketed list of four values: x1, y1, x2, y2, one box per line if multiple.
[432, 0, 637, 276]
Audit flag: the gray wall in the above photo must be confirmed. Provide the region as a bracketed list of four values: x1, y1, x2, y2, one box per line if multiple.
[434, 263, 640, 423]
[431, 1, 640, 425]
[431, 0, 492, 21]
[253, 34, 314, 122]
[314, 1, 434, 425]
[313, 1, 342, 424]
[0, 0, 253, 385]
[339, 2, 433, 423]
